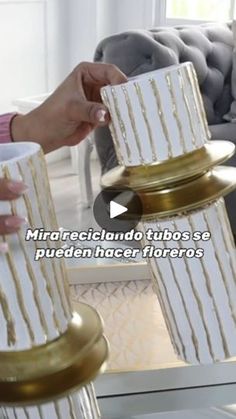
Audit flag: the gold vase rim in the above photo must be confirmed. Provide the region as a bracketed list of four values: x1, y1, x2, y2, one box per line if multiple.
[101, 141, 235, 191]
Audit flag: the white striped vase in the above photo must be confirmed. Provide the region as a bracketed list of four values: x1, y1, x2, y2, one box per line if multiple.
[0, 142, 100, 419]
[140, 198, 236, 364]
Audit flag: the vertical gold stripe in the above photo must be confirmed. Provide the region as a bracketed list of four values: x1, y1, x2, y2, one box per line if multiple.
[165, 72, 187, 153]
[2, 407, 8, 418]
[158, 222, 200, 362]
[68, 396, 77, 419]
[134, 82, 157, 161]
[54, 401, 62, 419]
[215, 200, 236, 291]
[17, 162, 62, 334]
[100, 89, 124, 165]
[153, 255, 186, 359]
[4, 238, 35, 343]
[186, 65, 211, 140]
[143, 223, 186, 359]
[12, 408, 18, 419]
[111, 87, 132, 163]
[38, 406, 44, 419]
[140, 225, 179, 354]
[177, 69, 197, 147]
[121, 86, 145, 164]
[0, 281, 16, 347]
[183, 65, 202, 129]
[189, 214, 230, 357]
[149, 78, 173, 158]
[219, 199, 235, 250]
[85, 383, 101, 418]
[2, 167, 35, 343]
[28, 158, 70, 320]
[37, 150, 71, 289]
[5, 165, 51, 340]
[37, 152, 73, 315]
[87, 383, 101, 419]
[150, 263, 180, 356]
[36, 150, 58, 231]
[203, 209, 236, 325]
[23, 407, 30, 419]
[172, 220, 214, 361]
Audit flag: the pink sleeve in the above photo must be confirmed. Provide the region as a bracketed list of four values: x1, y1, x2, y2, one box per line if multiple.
[0, 113, 17, 144]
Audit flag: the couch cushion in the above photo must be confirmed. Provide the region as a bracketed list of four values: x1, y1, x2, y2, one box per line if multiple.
[210, 122, 236, 141]
[95, 23, 233, 124]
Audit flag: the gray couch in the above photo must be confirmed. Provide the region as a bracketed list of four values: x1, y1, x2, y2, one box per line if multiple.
[94, 22, 236, 231]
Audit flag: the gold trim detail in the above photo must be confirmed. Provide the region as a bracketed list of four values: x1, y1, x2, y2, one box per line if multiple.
[177, 69, 197, 147]
[104, 165, 236, 220]
[0, 304, 108, 406]
[28, 157, 71, 321]
[188, 65, 211, 140]
[111, 87, 132, 163]
[17, 161, 61, 335]
[102, 141, 235, 191]
[37, 151, 73, 315]
[121, 85, 145, 164]
[134, 81, 157, 161]
[149, 78, 173, 158]
[0, 284, 16, 347]
[143, 223, 186, 359]
[172, 220, 215, 361]
[4, 239, 35, 344]
[157, 222, 200, 362]
[68, 396, 77, 419]
[183, 65, 203, 141]
[165, 72, 187, 153]
[100, 89, 124, 165]
[188, 215, 230, 358]
[202, 209, 236, 326]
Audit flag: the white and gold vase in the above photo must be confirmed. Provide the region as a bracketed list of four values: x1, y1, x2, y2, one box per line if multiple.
[0, 142, 108, 418]
[101, 62, 236, 364]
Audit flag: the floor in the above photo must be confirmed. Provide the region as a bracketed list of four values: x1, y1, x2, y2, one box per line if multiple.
[48, 156, 101, 231]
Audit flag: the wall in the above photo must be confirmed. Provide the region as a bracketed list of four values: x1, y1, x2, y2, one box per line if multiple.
[68, 0, 156, 73]
[0, 0, 70, 114]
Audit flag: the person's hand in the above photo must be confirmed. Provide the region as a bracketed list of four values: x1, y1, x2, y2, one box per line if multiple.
[0, 178, 28, 250]
[11, 62, 127, 153]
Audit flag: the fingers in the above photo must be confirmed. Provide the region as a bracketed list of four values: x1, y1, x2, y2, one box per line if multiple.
[69, 62, 127, 126]
[75, 62, 128, 86]
[69, 99, 109, 125]
[0, 178, 28, 244]
[0, 178, 28, 200]
[0, 215, 27, 236]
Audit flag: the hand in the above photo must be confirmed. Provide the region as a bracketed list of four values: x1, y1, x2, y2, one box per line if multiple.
[11, 62, 127, 153]
[0, 178, 28, 250]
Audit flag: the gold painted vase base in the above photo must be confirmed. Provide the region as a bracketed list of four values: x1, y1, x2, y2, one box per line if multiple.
[137, 166, 236, 219]
[0, 303, 108, 406]
[102, 141, 235, 191]
[105, 166, 236, 220]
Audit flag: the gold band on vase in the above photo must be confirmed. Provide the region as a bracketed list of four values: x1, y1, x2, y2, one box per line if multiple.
[102, 141, 235, 191]
[0, 303, 109, 406]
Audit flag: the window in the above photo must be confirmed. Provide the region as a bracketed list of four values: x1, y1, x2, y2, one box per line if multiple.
[166, 0, 232, 22]
[154, 0, 236, 26]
